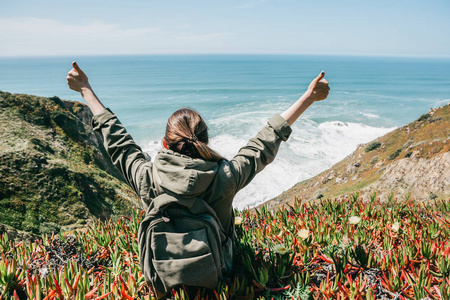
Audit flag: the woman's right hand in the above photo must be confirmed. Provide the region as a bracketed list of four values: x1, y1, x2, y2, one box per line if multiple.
[66, 61, 105, 115]
[67, 61, 91, 93]
[305, 71, 330, 102]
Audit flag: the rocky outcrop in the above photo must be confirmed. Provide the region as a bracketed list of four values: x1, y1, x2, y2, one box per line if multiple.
[265, 104, 450, 208]
[0, 91, 140, 236]
[366, 152, 449, 197]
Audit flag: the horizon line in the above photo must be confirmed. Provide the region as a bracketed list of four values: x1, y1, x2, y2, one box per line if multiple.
[1, 52, 450, 59]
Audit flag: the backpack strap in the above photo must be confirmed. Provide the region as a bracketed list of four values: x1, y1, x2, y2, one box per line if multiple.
[151, 163, 165, 195]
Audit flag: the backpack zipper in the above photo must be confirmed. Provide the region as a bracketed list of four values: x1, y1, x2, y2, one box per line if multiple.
[149, 210, 171, 228]
[149, 217, 165, 228]
[161, 210, 171, 222]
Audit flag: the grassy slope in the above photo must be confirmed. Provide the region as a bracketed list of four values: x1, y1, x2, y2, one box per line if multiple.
[266, 104, 450, 208]
[0, 91, 140, 235]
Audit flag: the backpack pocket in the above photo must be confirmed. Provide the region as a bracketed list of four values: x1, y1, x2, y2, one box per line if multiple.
[150, 227, 219, 290]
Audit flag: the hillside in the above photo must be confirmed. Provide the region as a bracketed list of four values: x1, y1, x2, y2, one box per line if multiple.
[266, 104, 450, 208]
[0, 91, 140, 235]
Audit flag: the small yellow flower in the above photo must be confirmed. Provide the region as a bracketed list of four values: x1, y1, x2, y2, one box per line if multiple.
[392, 222, 400, 233]
[234, 216, 243, 225]
[298, 229, 309, 239]
[274, 244, 288, 255]
[348, 216, 361, 225]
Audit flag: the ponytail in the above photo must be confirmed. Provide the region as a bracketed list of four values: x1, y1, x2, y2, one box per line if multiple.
[164, 108, 226, 162]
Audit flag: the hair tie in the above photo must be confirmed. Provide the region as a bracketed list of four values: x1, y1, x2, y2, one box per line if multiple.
[187, 134, 198, 143]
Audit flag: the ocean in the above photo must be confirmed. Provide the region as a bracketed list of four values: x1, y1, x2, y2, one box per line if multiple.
[1, 55, 449, 209]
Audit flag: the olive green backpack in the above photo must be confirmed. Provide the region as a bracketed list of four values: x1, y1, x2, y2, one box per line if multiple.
[138, 193, 234, 299]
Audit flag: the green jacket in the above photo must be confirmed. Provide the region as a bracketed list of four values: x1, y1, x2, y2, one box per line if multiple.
[92, 108, 292, 234]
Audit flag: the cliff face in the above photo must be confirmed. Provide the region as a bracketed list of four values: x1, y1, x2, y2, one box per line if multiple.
[266, 104, 450, 208]
[0, 91, 140, 235]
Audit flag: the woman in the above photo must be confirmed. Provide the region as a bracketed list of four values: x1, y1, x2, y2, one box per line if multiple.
[67, 61, 329, 297]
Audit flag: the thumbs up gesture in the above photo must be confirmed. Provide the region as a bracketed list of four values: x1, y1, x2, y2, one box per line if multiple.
[306, 71, 330, 102]
[67, 61, 90, 93]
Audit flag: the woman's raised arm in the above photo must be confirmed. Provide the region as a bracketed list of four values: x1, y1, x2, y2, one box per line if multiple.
[227, 71, 330, 192]
[66, 62, 148, 200]
[66, 61, 106, 116]
[281, 71, 330, 125]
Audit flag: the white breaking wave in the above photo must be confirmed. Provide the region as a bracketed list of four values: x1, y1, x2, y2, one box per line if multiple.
[142, 118, 395, 210]
[362, 113, 380, 119]
[433, 99, 450, 107]
[142, 140, 162, 161]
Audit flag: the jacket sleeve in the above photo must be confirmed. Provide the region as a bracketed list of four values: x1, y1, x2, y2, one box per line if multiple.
[91, 108, 147, 195]
[229, 113, 292, 192]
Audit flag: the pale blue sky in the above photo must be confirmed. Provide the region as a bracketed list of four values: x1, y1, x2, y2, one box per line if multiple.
[1, 0, 449, 57]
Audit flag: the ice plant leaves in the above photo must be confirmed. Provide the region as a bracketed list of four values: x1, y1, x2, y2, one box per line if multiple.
[0, 195, 449, 299]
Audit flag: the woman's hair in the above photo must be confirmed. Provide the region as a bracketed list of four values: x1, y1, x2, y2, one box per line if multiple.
[164, 108, 225, 162]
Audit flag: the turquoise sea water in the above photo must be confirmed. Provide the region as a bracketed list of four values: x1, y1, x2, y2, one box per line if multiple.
[1, 55, 449, 208]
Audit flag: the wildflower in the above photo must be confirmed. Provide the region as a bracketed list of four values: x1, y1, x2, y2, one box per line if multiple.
[39, 267, 48, 277]
[392, 221, 400, 233]
[234, 216, 243, 225]
[348, 216, 361, 225]
[274, 244, 288, 255]
[298, 229, 309, 239]
[342, 235, 349, 246]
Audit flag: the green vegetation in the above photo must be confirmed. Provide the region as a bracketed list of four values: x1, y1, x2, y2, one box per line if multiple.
[0, 195, 449, 299]
[388, 148, 402, 160]
[418, 113, 431, 122]
[0, 91, 138, 234]
[364, 141, 382, 153]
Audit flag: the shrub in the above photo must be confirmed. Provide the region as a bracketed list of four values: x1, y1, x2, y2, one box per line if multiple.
[364, 141, 382, 153]
[39, 222, 61, 235]
[370, 156, 378, 164]
[389, 148, 402, 160]
[417, 113, 430, 122]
